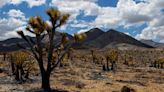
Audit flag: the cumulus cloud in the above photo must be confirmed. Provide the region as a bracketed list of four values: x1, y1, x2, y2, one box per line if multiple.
[0, 17, 26, 40]
[50, 0, 153, 28]
[136, 23, 164, 42]
[0, 0, 9, 8]
[10, 0, 23, 5]
[124, 32, 131, 36]
[7, 9, 26, 20]
[25, 0, 46, 8]
[92, 7, 120, 28]
[0, 0, 46, 8]
[118, 0, 164, 42]
[78, 28, 92, 34]
[51, 0, 99, 21]
[70, 20, 89, 28]
[0, 9, 27, 40]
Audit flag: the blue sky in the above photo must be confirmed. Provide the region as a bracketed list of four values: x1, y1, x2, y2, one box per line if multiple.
[0, 0, 164, 43]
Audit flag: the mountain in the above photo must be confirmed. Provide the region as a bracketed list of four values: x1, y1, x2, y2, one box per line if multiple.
[83, 28, 105, 42]
[0, 37, 32, 52]
[0, 32, 73, 52]
[84, 29, 153, 48]
[140, 39, 164, 48]
[0, 29, 154, 52]
[72, 28, 104, 48]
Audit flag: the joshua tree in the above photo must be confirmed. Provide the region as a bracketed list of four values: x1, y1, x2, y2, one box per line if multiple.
[123, 52, 129, 65]
[91, 49, 96, 63]
[152, 58, 164, 69]
[17, 8, 86, 91]
[10, 52, 29, 81]
[104, 49, 118, 71]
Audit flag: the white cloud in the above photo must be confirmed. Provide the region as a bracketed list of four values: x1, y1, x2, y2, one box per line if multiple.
[136, 25, 164, 41]
[51, 0, 99, 21]
[0, 9, 27, 40]
[124, 32, 131, 36]
[50, 0, 154, 29]
[0, 0, 46, 8]
[70, 20, 89, 28]
[77, 28, 91, 34]
[0, 17, 26, 40]
[25, 0, 46, 8]
[0, 0, 9, 8]
[7, 9, 26, 20]
[92, 7, 120, 28]
[149, 16, 164, 27]
[10, 0, 23, 5]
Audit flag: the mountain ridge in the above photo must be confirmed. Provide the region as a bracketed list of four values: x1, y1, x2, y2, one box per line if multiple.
[83, 29, 154, 48]
[140, 39, 164, 48]
[0, 28, 156, 52]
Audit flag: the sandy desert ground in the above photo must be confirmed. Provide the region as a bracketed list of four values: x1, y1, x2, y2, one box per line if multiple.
[0, 49, 164, 92]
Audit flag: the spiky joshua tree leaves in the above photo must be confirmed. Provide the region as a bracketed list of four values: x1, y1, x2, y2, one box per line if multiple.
[17, 8, 86, 91]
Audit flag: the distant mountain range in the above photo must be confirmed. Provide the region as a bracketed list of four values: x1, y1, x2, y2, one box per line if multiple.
[140, 39, 164, 48]
[1, 28, 163, 52]
[0, 37, 32, 52]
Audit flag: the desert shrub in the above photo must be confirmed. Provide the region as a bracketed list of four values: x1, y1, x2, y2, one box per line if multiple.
[10, 51, 36, 81]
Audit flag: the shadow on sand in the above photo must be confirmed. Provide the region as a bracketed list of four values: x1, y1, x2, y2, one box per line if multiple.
[25, 88, 69, 92]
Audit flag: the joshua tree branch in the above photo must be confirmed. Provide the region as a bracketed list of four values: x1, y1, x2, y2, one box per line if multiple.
[50, 41, 73, 71]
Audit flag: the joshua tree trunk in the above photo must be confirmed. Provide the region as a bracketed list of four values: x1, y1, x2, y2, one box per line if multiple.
[11, 62, 15, 75]
[161, 63, 163, 69]
[106, 59, 110, 71]
[15, 65, 24, 81]
[91, 50, 95, 63]
[25, 72, 29, 79]
[124, 59, 128, 65]
[41, 71, 51, 92]
[10, 55, 15, 75]
[154, 61, 157, 68]
[37, 56, 51, 91]
[102, 64, 106, 71]
[111, 61, 116, 71]
[3, 53, 6, 61]
[15, 66, 20, 81]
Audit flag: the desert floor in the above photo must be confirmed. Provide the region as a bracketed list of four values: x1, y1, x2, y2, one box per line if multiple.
[0, 55, 164, 92]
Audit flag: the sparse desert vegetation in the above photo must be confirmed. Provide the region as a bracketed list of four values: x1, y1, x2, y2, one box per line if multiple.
[0, 48, 164, 92]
